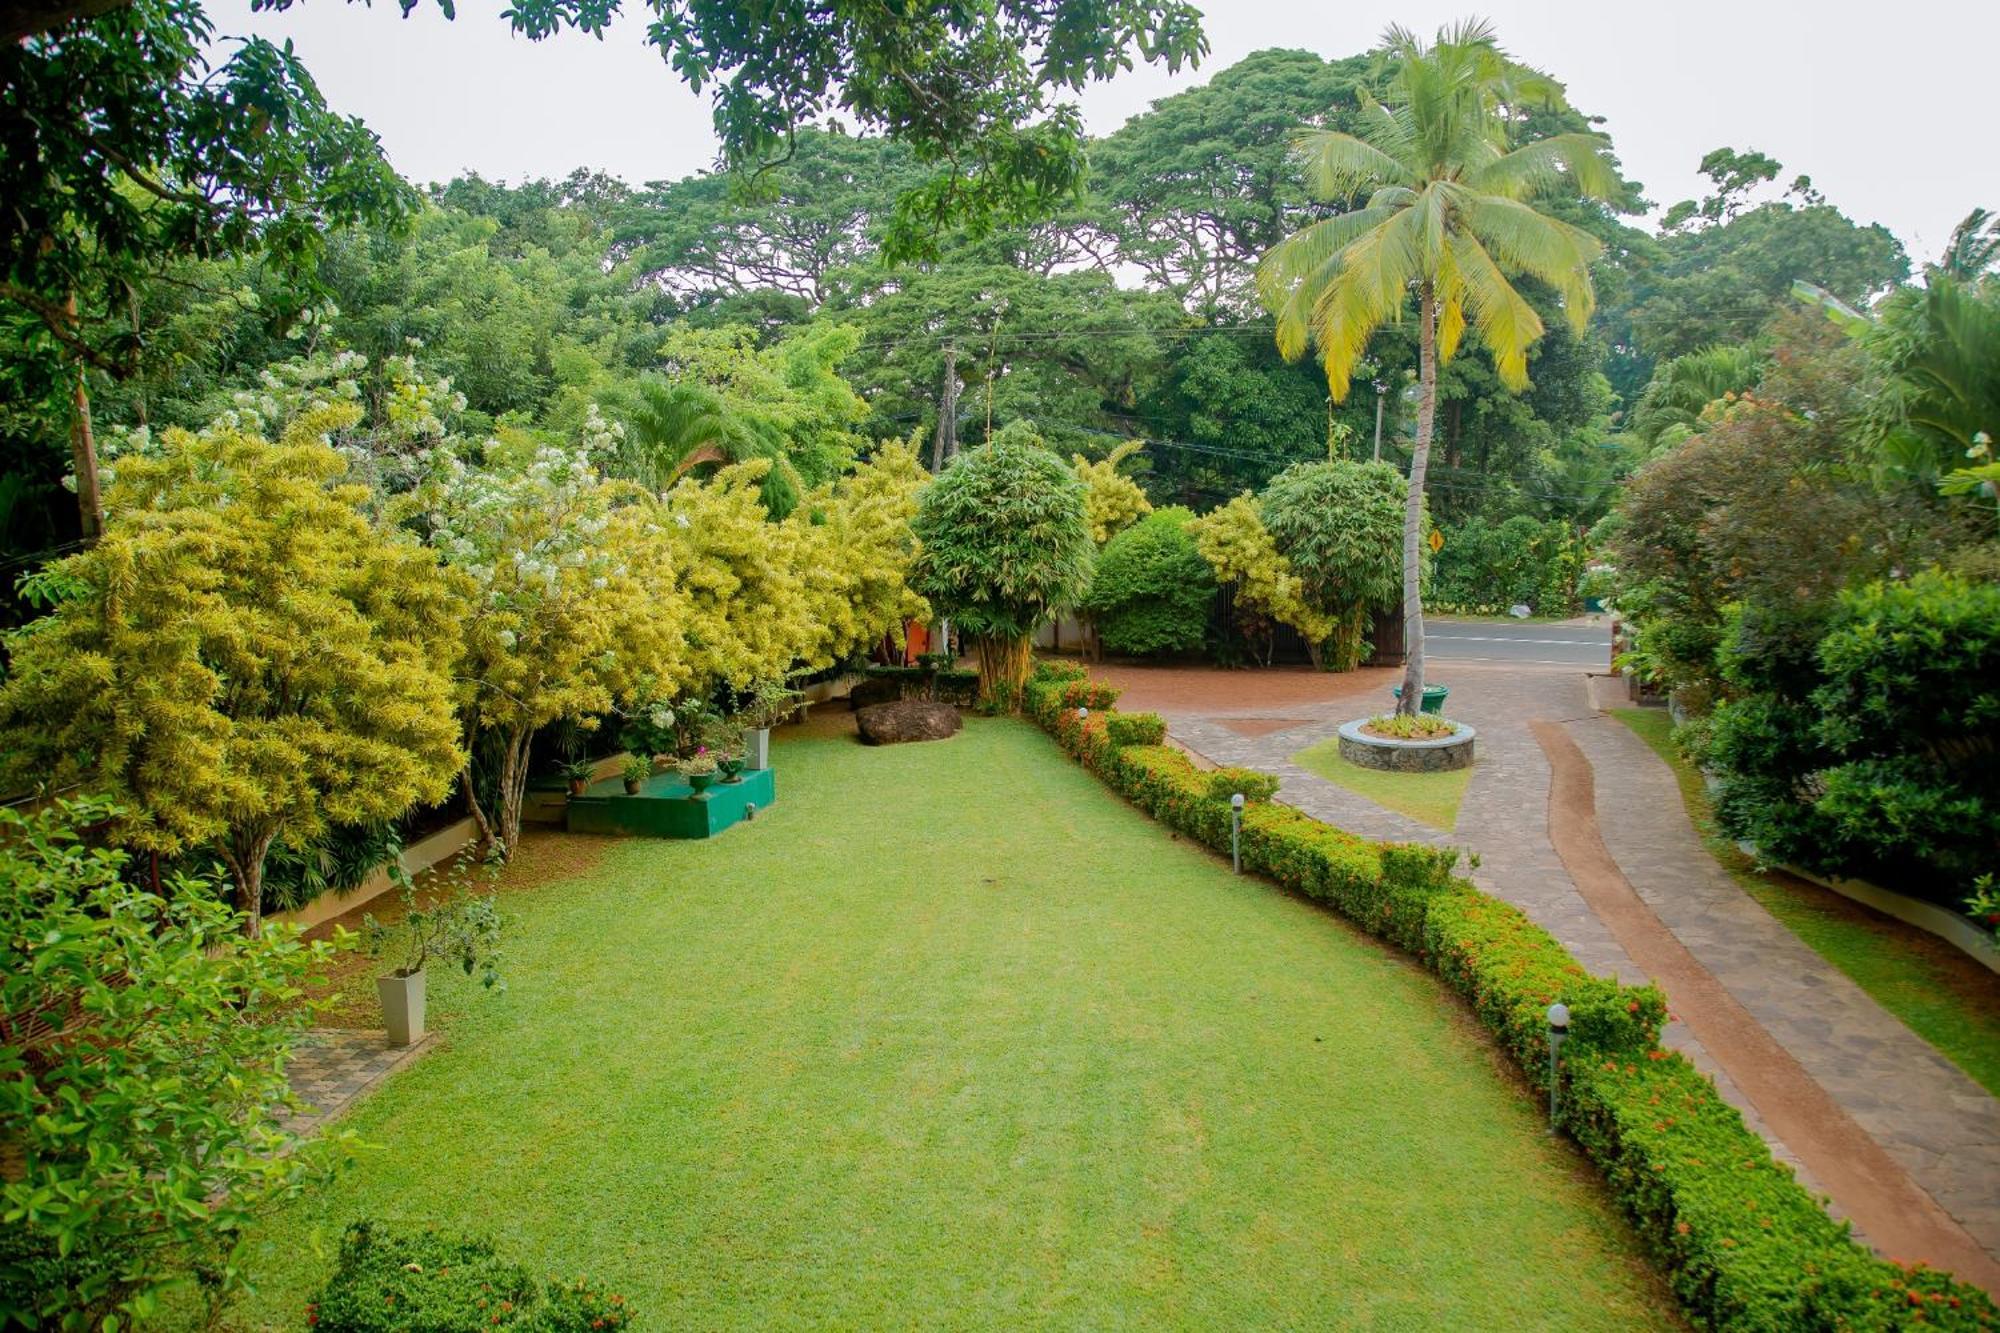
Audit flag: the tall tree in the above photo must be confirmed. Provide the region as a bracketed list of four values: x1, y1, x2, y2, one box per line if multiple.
[1257, 20, 1618, 714]
[0, 0, 415, 539]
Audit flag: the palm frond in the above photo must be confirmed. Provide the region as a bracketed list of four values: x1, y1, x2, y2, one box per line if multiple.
[1466, 196, 1600, 330]
[1306, 206, 1424, 399]
[1258, 205, 1403, 360]
[1467, 133, 1621, 202]
[1448, 231, 1545, 389]
[1293, 127, 1412, 201]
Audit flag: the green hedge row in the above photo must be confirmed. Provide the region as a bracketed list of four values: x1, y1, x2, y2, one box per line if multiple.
[1022, 660, 1997, 1331]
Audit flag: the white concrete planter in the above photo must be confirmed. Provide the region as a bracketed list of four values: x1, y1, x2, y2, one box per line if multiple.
[747, 727, 771, 770]
[377, 971, 427, 1047]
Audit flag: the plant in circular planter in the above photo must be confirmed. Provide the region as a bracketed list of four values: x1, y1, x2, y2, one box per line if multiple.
[560, 756, 596, 798]
[679, 748, 720, 793]
[620, 754, 652, 795]
[362, 856, 504, 1048]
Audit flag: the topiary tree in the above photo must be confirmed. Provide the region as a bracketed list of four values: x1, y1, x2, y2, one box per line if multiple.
[1084, 507, 1215, 656]
[0, 409, 466, 935]
[911, 422, 1093, 705]
[1186, 494, 1334, 666]
[1258, 460, 1416, 671]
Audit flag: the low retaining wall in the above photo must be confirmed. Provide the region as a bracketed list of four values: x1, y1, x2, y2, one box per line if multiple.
[270, 815, 479, 933]
[1780, 863, 2000, 976]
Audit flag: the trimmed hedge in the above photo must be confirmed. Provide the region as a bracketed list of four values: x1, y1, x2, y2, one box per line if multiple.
[858, 663, 981, 707]
[1021, 661, 1998, 1332]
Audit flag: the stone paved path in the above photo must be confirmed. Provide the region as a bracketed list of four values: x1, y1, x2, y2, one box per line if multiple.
[281, 1028, 434, 1138]
[1127, 659, 2000, 1283]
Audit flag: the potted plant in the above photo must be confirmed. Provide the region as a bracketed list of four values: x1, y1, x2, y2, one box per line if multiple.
[620, 755, 651, 795]
[678, 748, 720, 793]
[716, 749, 746, 783]
[737, 680, 801, 771]
[363, 860, 504, 1048]
[561, 756, 595, 798]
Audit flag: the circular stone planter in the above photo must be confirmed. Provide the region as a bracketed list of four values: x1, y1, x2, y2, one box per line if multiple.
[1336, 717, 1477, 773]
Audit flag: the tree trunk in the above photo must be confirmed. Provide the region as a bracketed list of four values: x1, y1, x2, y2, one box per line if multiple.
[494, 726, 533, 860]
[973, 634, 1033, 709]
[463, 756, 496, 859]
[1397, 284, 1438, 718]
[66, 293, 103, 544]
[221, 827, 276, 938]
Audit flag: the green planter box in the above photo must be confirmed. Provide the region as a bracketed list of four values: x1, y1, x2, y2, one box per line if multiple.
[1390, 684, 1451, 715]
[565, 766, 775, 839]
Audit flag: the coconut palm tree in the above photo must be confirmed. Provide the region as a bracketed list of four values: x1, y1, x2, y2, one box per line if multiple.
[1257, 19, 1619, 714]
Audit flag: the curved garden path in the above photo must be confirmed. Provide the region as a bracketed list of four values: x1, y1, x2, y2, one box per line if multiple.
[1099, 659, 2000, 1292]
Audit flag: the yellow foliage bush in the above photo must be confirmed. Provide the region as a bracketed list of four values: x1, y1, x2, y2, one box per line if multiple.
[1187, 495, 1335, 659]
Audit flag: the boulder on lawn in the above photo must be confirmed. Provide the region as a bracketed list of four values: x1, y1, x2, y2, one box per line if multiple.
[848, 676, 902, 711]
[856, 699, 961, 745]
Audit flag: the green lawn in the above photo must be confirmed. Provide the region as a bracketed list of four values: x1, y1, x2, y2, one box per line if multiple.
[236, 719, 1675, 1329]
[1291, 736, 1473, 831]
[1612, 708, 2000, 1099]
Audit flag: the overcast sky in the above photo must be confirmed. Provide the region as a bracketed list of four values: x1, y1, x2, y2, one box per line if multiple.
[210, 0, 1996, 261]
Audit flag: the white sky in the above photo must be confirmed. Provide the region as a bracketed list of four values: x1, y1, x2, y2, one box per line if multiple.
[209, 0, 1997, 261]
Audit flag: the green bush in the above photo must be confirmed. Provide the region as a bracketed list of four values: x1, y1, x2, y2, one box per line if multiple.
[307, 1222, 635, 1332]
[1204, 767, 1279, 804]
[1084, 508, 1216, 656]
[1703, 573, 2000, 909]
[1432, 514, 1586, 616]
[1022, 664, 1998, 1331]
[0, 799, 344, 1331]
[1258, 460, 1409, 670]
[1105, 712, 1166, 747]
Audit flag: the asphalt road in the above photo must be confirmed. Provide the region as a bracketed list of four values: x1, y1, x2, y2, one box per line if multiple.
[1423, 618, 1611, 669]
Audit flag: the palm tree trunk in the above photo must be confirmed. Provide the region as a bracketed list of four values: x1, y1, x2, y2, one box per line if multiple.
[1397, 283, 1438, 717]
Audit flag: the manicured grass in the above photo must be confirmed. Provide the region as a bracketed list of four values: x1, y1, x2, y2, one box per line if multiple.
[237, 719, 1675, 1329]
[1290, 736, 1473, 831]
[1612, 707, 2000, 1099]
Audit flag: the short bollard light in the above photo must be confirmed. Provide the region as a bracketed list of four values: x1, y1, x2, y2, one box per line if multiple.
[1230, 792, 1245, 873]
[1077, 706, 1089, 721]
[1546, 1002, 1570, 1132]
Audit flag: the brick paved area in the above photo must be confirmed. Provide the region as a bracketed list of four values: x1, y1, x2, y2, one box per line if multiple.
[281, 1028, 435, 1138]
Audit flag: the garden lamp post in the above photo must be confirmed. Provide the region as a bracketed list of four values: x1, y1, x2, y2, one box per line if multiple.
[1230, 792, 1245, 873]
[1547, 1002, 1570, 1132]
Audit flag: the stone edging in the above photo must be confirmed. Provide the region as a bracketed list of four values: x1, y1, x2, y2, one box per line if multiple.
[1335, 717, 1477, 772]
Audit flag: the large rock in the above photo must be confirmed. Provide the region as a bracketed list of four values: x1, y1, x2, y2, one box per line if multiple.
[856, 699, 962, 746]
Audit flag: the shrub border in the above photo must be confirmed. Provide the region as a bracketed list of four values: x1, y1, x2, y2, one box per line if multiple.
[1022, 662, 1996, 1331]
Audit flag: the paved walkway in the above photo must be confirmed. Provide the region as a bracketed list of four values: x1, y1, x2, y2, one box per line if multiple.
[281, 1028, 434, 1138]
[1127, 659, 2000, 1288]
